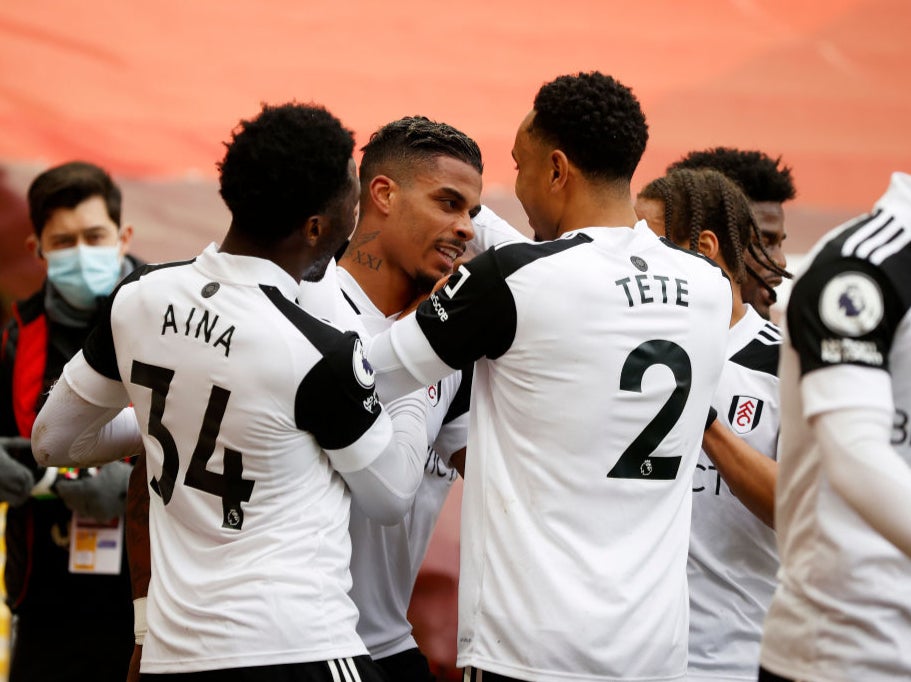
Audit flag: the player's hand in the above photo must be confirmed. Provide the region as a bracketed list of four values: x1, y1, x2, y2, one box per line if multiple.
[401, 256, 467, 317]
[55, 460, 132, 521]
[0, 441, 35, 506]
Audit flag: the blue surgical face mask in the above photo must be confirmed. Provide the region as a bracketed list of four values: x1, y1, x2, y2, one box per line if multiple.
[45, 244, 123, 310]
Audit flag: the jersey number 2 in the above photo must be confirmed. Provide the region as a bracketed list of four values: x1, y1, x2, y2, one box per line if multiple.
[131, 361, 255, 530]
[607, 340, 691, 480]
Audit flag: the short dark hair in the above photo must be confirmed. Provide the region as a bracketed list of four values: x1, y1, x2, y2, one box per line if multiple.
[666, 147, 796, 203]
[218, 102, 355, 243]
[27, 161, 122, 237]
[359, 115, 483, 187]
[530, 71, 648, 182]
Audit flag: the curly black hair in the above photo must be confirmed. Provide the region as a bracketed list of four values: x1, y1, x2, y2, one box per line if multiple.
[359, 115, 483, 186]
[530, 71, 648, 181]
[639, 169, 753, 283]
[666, 147, 796, 203]
[27, 161, 122, 237]
[218, 102, 355, 243]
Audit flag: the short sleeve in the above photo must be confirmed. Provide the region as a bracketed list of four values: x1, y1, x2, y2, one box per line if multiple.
[295, 331, 383, 452]
[414, 248, 517, 368]
[787, 257, 899, 377]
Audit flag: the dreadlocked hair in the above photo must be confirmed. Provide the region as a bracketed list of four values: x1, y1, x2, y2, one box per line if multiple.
[638, 168, 755, 283]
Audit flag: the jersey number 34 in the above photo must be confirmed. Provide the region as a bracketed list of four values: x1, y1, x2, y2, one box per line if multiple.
[131, 360, 255, 530]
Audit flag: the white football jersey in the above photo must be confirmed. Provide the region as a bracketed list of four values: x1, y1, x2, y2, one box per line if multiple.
[688, 306, 781, 682]
[760, 173, 911, 681]
[77, 244, 392, 673]
[377, 222, 732, 681]
[337, 267, 469, 659]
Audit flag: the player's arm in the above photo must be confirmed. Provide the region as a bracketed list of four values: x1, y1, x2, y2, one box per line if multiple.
[702, 419, 776, 528]
[815, 404, 911, 557]
[789, 258, 910, 554]
[125, 452, 151, 682]
[368, 249, 516, 401]
[467, 205, 532, 256]
[298, 332, 428, 525]
[32, 351, 139, 467]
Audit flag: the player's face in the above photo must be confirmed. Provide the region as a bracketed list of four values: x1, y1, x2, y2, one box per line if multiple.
[512, 110, 557, 241]
[305, 158, 359, 282]
[634, 197, 666, 238]
[386, 155, 481, 293]
[742, 200, 787, 319]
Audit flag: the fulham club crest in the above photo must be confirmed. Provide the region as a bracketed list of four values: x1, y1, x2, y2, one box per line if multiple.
[728, 395, 764, 434]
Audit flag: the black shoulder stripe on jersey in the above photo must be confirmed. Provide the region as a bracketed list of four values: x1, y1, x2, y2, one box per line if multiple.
[341, 289, 361, 315]
[729, 338, 781, 377]
[259, 284, 349, 353]
[492, 232, 593, 279]
[442, 364, 473, 425]
[658, 236, 730, 280]
[810, 209, 882, 264]
[758, 328, 780, 344]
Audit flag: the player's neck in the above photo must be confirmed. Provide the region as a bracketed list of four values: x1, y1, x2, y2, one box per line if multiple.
[340, 230, 413, 317]
[553, 184, 638, 237]
[730, 282, 747, 328]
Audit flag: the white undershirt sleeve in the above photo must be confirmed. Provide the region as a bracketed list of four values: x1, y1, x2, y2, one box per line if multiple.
[32, 369, 140, 468]
[367, 315, 454, 402]
[338, 388, 428, 525]
[815, 406, 911, 558]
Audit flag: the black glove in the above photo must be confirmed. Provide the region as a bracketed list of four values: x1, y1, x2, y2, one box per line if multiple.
[55, 460, 132, 522]
[0, 440, 35, 506]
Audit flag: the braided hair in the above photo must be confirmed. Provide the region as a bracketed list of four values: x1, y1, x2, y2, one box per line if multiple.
[638, 168, 755, 283]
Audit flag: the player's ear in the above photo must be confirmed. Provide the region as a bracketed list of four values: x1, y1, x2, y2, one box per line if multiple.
[550, 151, 569, 191]
[697, 230, 720, 261]
[303, 215, 322, 248]
[369, 175, 395, 216]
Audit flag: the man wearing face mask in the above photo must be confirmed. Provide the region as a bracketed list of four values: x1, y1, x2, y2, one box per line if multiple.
[0, 161, 139, 681]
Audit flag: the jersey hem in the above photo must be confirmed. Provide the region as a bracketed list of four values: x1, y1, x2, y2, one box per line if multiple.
[140, 644, 368, 674]
[458, 655, 686, 682]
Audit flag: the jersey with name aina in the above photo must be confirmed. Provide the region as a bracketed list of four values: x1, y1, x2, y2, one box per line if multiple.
[761, 173, 911, 681]
[337, 267, 469, 659]
[79, 244, 390, 673]
[393, 221, 732, 682]
[688, 305, 781, 682]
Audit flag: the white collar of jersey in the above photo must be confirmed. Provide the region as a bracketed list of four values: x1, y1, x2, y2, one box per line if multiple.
[336, 267, 401, 321]
[562, 220, 655, 243]
[728, 304, 768, 352]
[198, 243, 300, 301]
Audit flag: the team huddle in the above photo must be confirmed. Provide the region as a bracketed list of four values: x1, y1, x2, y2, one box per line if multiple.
[14, 70, 911, 682]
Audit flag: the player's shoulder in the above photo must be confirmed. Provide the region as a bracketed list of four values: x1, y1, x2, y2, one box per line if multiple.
[480, 232, 594, 279]
[729, 313, 782, 378]
[258, 283, 354, 356]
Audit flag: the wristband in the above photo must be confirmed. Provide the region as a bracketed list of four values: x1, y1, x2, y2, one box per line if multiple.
[31, 467, 58, 499]
[134, 596, 148, 645]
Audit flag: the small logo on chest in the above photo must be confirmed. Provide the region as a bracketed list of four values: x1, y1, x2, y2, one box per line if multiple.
[728, 395, 764, 434]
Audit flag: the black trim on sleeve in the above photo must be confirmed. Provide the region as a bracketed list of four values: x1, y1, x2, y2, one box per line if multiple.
[260, 284, 381, 449]
[787, 255, 904, 376]
[442, 365, 473, 425]
[415, 234, 593, 368]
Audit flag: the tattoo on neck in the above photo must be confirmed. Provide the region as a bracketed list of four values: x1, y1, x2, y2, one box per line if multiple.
[350, 231, 380, 250]
[353, 250, 383, 271]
